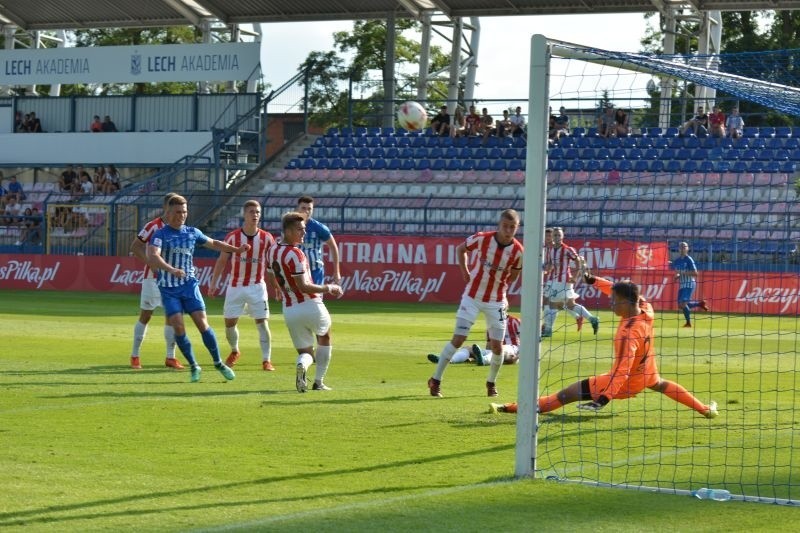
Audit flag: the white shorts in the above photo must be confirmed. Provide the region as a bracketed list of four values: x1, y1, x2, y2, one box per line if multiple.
[283, 299, 332, 349]
[223, 282, 270, 320]
[139, 278, 162, 311]
[542, 279, 553, 299]
[455, 295, 507, 341]
[548, 281, 578, 303]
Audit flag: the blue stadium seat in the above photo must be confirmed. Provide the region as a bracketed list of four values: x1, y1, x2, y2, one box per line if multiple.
[372, 158, 387, 170]
[431, 159, 446, 171]
[765, 137, 784, 149]
[387, 158, 402, 170]
[664, 127, 680, 138]
[356, 147, 371, 159]
[586, 127, 599, 137]
[579, 148, 596, 159]
[552, 159, 568, 172]
[571, 127, 585, 137]
[774, 149, 790, 161]
[569, 160, 585, 171]
[358, 159, 373, 170]
[723, 149, 741, 160]
[507, 159, 523, 171]
[585, 159, 601, 171]
[633, 160, 649, 172]
[606, 137, 621, 148]
[714, 160, 730, 172]
[416, 159, 431, 170]
[595, 148, 611, 160]
[343, 158, 359, 170]
[756, 149, 775, 161]
[394, 127, 408, 136]
[310, 158, 326, 169]
[476, 159, 492, 171]
[425, 136, 439, 147]
[684, 136, 701, 148]
[499, 136, 514, 148]
[328, 146, 343, 158]
[780, 161, 797, 172]
[399, 147, 413, 158]
[642, 148, 659, 160]
[589, 137, 607, 148]
[749, 137, 767, 149]
[564, 147, 579, 160]
[384, 147, 399, 158]
[301, 147, 314, 158]
[488, 147, 503, 159]
[353, 136, 368, 147]
[659, 148, 676, 160]
[354, 126, 367, 136]
[286, 158, 301, 169]
[600, 160, 616, 171]
[549, 147, 565, 160]
[668, 137, 684, 148]
[691, 148, 708, 160]
[339, 127, 353, 137]
[612, 148, 627, 160]
[329, 158, 344, 170]
[397, 136, 411, 147]
[503, 148, 520, 159]
[468, 137, 483, 147]
[370, 147, 385, 158]
[429, 147, 443, 159]
[574, 137, 591, 148]
[381, 127, 395, 136]
[411, 137, 426, 147]
[682, 160, 698, 172]
[675, 148, 692, 160]
[699, 160, 715, 172]
[775, 126, 792, 138]
[401, 159, 415, 170]
[444, 147, 459, 159]
[446, 159, 462, 171]
[651, 137, 669, 149]
[790, 149, 800, 161]
[413, 147, 429, 158]
[459, 147, 474, 158]
[707, 147, 724, 160]
[616, 159, 632, 171]
[621, 137, 637, 148]
[491, 159, 507, 171]
[453, 136, 468, 147]
[649, 160, 665, 172]
[743, 126, 759, 138]
[340, 146, 356, 159]
[513, 136, 526, 148]
[666, 160, 681, 172]
[462, 159, 477, 171]
[748, 160, 764, 172]
[760, 126, 776, 138]
[731, 160, 748, 172]
[646, 127, 662, 137]
[740, 149, 757, 161]
[382, 136, 397, 147]
[784, 138, 800, 150]
[325, 127, 339, 137]
[557, 136, 575, 148]
[763, 161, 781, 173]
[474, 147, 488, 159]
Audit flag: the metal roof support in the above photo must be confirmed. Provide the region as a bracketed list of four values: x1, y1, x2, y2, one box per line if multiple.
[659, 8, 676, 129]
[463, 16, 480, 106]
[384, 12, 397, 128]
[416, 11, 432, 102]
[446, 17, 463, 115]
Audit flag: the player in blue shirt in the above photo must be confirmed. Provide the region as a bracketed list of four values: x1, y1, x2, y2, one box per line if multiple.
[296, 196, 341, 285]
[147, 194, 251, 382]
[672, 242, 709, 328]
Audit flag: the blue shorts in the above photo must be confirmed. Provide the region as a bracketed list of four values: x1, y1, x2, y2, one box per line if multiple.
[677, 287, 695, 303]
[159, 279, 206, 317]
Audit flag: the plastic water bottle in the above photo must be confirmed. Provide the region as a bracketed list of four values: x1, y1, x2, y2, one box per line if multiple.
[692, 488, 732, 501]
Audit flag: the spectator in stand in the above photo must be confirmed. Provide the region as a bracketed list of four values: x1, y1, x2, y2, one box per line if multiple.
[548, 114, 560, 144]
[16, 207, 43, 246]
[3, 195, 23, 226]
[28, 111, 42, 133]
[430, 105, 451, 137]
[495, 109, 512, 137]
[450, 106, 466, 137]
[102, 115, 118, 132]
[93, 166, 109, 194]
[509, 106, 526, 137]
[554, 107, 570, 137]
[74, 170, 95, 201]
[597, 104, 616, 137]
[479, 107, 495, 143]
[6, 175, 25, 202]
[14, 111, 25, 133]
[613, 108, 629, 137]
[464, 105, 481, 136]
[708, 106, 726, 138]
[0, 175, 7, 208]
[680, 106, 708, 137]
[104, 165, 122, 193]
[90, 115, 103, 132]
[59, 165, 78, 194]
[726, 107, 744, 139]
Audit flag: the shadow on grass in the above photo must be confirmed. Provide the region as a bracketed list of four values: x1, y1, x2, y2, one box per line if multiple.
[0, 445, 513, 528]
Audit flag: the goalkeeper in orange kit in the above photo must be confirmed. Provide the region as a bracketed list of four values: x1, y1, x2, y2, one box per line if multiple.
[490, 271, 718, 418]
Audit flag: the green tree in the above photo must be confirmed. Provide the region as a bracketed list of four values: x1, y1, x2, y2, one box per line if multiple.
[301, 19, 451, 129]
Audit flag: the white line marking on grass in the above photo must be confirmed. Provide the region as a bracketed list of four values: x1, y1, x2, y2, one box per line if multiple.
[191, 479, 519, 532]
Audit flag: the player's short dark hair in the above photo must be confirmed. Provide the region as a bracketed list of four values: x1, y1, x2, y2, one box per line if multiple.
[612, 281, 640, 304]
[297, 195, 314, 205]
[282, 211, 305, 231]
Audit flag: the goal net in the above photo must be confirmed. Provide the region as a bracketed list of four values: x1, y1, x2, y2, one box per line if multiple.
[516, 35, 800, 505]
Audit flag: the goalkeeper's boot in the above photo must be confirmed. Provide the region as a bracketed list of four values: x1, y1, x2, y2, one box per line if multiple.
[704, 401, 719, 419]
[488, 402, 504, 414]
[589, 316, 599, 335]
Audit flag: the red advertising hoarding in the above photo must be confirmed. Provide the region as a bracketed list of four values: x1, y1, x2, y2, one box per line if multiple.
[1, 235, 797, 315]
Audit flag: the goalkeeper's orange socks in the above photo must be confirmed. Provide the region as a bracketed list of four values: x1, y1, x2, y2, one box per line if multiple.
[538, 393, 564, 413]
[659, 380, 708, 414]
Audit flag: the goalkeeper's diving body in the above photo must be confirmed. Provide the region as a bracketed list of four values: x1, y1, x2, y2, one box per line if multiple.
[490, 272, 718, 418]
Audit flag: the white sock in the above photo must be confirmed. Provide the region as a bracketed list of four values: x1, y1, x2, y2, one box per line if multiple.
[164, 325, 176, 358]
[132, 321, 147, 356]
[544, 308, 559, 330]
[296, 352, 314, 369]
[314, 345, 331, 383]
[487, 352, 503, 382]
[571, 304, 593, 319]
[225, 326, 239, 352]
[433, 342, 458, 380]
[565, 306, 580, 319]
[256, 321, 271, 361]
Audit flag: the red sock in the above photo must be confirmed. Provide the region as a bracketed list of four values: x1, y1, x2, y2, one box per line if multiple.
[504, 403, 518, 413]
[538, 393, 564, 414]
[659, 380, 707, 414]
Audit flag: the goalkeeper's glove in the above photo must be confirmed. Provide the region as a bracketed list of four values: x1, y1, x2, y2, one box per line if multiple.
[577, 395, 609, 412]
[583, 271, 596, 285]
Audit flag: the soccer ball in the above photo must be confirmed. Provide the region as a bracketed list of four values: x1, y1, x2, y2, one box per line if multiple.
[397, 101, 428, 131]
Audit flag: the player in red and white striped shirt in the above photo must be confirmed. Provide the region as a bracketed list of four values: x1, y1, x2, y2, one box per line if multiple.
[128, 192, 181, 370]
[428, 209, 523, 398]
[541, 227, 598, 337]
[267, 211, 343, 392]
[209, 200, 277, 371]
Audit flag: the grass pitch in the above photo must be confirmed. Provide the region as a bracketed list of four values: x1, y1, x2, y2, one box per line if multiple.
[0, 289, 797, 532]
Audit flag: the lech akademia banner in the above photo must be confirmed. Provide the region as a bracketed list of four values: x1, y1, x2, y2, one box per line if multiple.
[0, 42, 260, 85]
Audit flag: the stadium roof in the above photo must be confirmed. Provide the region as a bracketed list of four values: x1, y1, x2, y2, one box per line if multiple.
[3, 0, 799, 30]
